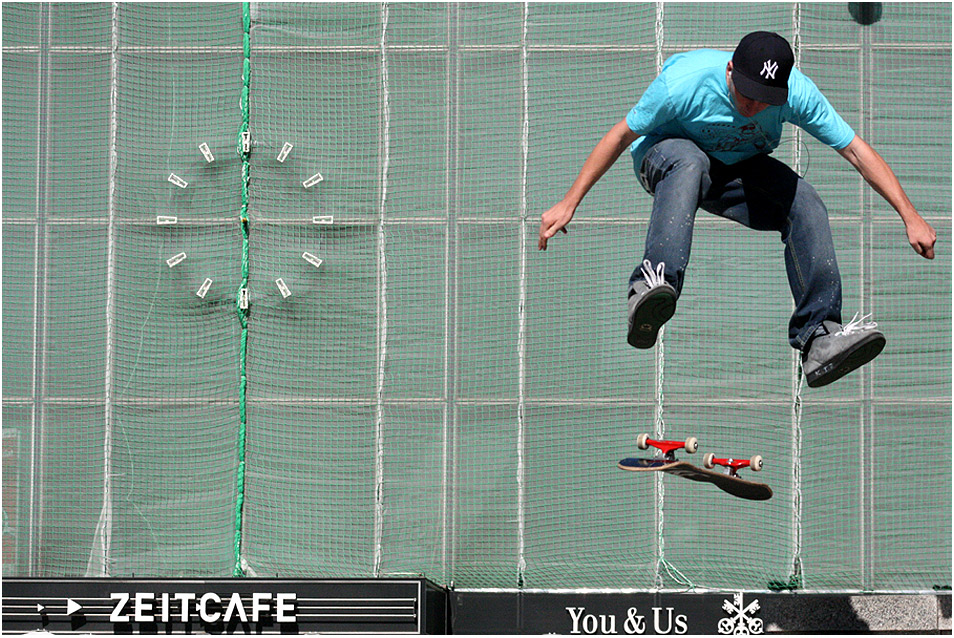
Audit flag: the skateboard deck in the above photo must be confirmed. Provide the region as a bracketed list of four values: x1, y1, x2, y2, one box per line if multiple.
[618, 457, 773, 501]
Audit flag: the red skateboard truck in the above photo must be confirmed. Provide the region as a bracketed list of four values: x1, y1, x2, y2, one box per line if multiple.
[636, 433, 699, 462]
[703, 452, 764, 477]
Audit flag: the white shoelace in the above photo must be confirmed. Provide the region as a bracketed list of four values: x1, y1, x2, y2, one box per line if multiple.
[837, 312, 878, 336]
[640, 259, 667, 288]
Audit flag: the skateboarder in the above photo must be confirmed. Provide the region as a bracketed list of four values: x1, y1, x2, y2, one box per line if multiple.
[538, 31, 937, 387]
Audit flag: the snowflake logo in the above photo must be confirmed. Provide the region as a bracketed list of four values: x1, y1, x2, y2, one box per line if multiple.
[718, 592, 763, 635]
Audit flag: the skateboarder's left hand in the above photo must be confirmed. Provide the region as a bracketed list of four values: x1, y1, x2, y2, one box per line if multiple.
[906, 215, 937, 259]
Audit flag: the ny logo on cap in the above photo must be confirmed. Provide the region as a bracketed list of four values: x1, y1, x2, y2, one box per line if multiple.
[760, 60, 779, 80]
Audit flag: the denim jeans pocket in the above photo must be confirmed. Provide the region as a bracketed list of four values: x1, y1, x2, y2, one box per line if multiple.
[638, 166, 651, 193]
[638, 143, 672, 195]
[637, 150, 660, 194]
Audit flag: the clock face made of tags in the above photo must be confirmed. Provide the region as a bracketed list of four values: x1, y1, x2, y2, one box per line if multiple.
[159, 135, 329, 307]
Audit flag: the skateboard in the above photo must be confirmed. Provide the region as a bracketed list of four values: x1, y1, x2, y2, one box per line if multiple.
[618, 434, 773, 501]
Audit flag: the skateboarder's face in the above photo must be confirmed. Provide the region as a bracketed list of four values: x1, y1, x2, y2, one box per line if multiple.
[726, 62, 771, 118]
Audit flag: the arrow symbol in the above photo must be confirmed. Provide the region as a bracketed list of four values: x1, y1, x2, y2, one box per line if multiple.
[37, 603, 46, 613]
[66, 599, 82, 616]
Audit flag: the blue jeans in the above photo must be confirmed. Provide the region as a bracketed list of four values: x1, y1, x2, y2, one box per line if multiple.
[631, 138, 842, 350]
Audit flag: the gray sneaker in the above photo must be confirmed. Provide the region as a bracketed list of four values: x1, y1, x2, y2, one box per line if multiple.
[802, 313, 886, 388]
[627, 260, 677, 349]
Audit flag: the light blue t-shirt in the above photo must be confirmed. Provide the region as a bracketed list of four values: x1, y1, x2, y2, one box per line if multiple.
[627, 49, 856, 168]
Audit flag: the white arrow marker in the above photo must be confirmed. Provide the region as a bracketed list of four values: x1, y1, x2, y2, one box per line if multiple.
[37, 603, 46, 613]
[66, 599, 82, 616]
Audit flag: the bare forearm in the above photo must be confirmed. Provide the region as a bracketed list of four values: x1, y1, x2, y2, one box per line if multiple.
[839, 136, 917, 222]
[564, 120, 637, 206]
[539, 119, 638, 250]
[838, 135, 937, 259]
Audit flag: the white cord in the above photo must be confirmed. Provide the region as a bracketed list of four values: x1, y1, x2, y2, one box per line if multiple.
[838, 312, 878, 335]
[640, 259, 667, 289]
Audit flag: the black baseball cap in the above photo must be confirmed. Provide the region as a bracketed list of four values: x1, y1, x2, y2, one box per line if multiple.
[731, 31, 794, 106]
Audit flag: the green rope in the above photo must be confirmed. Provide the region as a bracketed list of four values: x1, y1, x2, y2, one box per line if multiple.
[233, 0, 252, 577]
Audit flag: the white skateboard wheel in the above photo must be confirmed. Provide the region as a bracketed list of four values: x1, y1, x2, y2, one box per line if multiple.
[684, 437, 699, 454]
[636, 433, 650, 450]
[703, 452, 715, 469]
[750, 455, 763, 472]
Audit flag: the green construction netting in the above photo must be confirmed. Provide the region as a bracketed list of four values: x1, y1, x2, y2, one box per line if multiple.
[2, 2, 950, 592]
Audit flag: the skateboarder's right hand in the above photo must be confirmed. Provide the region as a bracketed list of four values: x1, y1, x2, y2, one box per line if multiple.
[538, 199, 576, 251]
